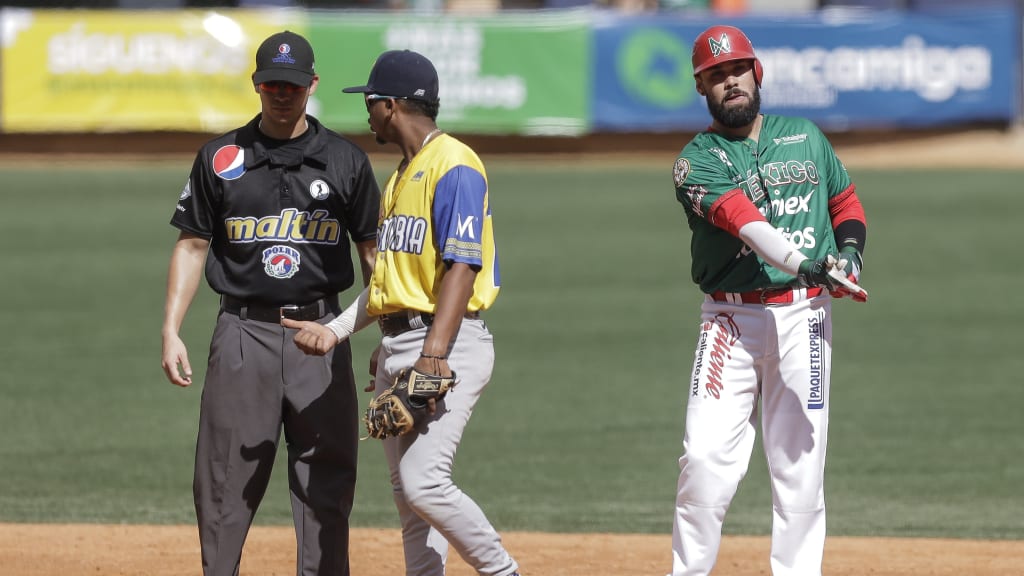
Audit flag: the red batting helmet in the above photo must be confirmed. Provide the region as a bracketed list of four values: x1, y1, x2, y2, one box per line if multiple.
[692, 25, 763, 87]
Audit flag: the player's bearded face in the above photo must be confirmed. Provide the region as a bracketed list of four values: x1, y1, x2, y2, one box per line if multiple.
[707, 84, 761, 129]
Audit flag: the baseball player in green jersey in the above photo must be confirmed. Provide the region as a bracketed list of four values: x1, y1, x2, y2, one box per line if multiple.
[668, 25, 868, 576]
[281, 50, 520, 576]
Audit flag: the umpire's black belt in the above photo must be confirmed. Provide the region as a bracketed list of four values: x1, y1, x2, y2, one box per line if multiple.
[379, 310, 480, 337]
[220, 295, 338, 323]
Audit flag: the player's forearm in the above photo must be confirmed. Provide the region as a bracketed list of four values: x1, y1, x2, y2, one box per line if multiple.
[829, 187, 867, 257]
[833, 218, 867, 258]
[325, 286, 374, 342]
[737, 220, 807, 277]
[322, 240, 379, 343]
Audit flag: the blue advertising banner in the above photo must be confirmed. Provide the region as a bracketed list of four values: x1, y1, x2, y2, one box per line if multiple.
[592, 8, 1018, 131]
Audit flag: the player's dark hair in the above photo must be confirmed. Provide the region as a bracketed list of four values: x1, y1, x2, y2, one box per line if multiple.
[400, 98, 440, 121]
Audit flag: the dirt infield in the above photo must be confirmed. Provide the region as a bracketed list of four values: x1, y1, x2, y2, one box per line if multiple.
[1, 523, 1022, 576]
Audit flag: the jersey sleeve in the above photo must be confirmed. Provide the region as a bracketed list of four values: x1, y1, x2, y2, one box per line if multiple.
[810, 122, 853, 200]
[170, 149, 218, 238]
[673, 144, 764, 235]
[344, 154, 382, 243]
[431, 165, 487, 268]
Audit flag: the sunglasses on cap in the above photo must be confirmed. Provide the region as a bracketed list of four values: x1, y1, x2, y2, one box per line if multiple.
[258, 82, 307, 95]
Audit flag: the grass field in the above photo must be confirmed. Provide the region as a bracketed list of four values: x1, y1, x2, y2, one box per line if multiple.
[0, 161, 1021, 540]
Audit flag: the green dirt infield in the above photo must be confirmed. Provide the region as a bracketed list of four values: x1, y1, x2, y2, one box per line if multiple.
[1, 158, 1021, 553]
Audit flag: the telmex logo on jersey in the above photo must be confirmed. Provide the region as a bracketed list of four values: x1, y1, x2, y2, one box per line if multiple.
[768, 189, 815, 218]
[213, 145, 246, 180]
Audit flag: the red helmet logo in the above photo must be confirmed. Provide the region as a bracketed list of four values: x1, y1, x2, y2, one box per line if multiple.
[692, 25, 763, 87]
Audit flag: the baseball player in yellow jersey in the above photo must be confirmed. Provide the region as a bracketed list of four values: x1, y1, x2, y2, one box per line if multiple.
[282, 50, 519, 576]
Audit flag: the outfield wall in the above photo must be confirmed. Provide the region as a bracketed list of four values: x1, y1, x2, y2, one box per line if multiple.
[0, 5, 1018, 136]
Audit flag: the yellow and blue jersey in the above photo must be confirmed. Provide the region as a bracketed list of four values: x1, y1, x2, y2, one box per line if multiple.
[367, 134, 500, 315]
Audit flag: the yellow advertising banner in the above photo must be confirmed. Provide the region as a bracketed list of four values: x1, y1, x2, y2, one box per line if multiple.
[1, 8, 306, 133]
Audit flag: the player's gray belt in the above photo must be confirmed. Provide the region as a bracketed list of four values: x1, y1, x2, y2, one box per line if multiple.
[708, 286, 824, 305]
[220, 295, 339, 323]
[379, 309, 481, 337]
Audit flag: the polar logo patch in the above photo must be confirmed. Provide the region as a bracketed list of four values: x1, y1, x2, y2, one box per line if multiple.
[262, 245, 300, 279]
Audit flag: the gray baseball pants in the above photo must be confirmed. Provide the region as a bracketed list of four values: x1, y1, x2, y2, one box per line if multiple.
[194, 310, 358, 576]
[375, 317, 518, 576]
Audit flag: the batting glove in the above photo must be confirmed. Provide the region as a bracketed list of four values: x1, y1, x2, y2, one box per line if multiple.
[796, 255, 837, 290]
[828, 247, 866, 302]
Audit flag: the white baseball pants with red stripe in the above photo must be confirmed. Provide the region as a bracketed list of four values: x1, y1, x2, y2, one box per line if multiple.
[670, 294, 833, 576]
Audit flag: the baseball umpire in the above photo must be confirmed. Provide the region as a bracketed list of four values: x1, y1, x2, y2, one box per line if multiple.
[668, 25, 868, 576]
[281, 50, 521, 576]
[160, 31, 380, 576]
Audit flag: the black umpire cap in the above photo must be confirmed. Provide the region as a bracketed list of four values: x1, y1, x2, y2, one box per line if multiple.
[253, 31, 315, 87]
[342, 50, 439, 104]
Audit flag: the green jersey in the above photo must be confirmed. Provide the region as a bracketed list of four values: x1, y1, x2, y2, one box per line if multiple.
[672, 114, 853, 294]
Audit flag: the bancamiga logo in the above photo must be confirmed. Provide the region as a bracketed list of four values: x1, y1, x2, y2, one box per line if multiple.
[760, 36, 992, 104]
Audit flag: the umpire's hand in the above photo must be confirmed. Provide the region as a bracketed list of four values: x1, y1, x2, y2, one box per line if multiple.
[282, 318, 338, 356]
[162, 333, 193, 387]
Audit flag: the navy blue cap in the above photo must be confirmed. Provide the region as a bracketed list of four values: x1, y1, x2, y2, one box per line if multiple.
[342, 50, 439, 103]
[253, 31, 315, 87]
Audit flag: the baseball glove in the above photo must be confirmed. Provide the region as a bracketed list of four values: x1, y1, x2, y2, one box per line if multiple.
[363, 367, 457, 440]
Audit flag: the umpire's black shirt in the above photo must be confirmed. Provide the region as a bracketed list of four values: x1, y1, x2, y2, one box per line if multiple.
[171, 115, 380, 306]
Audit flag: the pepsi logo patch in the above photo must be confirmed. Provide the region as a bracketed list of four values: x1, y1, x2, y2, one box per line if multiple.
[213, 145, 246, 180]
[262, 245, 301, 279]
[309, 179, 330, 201]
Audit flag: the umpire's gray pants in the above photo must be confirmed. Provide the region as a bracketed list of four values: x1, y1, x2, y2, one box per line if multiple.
[376, 317, 519, 576]
[194, 310, 358, 576]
